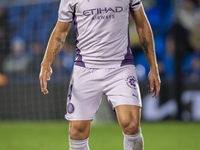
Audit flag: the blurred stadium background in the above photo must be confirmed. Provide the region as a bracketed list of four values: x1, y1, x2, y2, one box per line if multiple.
[0, 0, 200, 149]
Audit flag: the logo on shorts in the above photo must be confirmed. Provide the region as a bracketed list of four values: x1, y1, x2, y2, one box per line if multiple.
[67, 103, 75, 114]
[132, 94, 138, 99]
[125, 76, 137, 89]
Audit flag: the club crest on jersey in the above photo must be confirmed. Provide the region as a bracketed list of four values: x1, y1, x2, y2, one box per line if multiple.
[67, 103, 75, 114]
[125, 76, 137, 89]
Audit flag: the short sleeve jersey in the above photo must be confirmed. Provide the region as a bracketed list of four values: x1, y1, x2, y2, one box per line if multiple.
[58, 0, 142, 68]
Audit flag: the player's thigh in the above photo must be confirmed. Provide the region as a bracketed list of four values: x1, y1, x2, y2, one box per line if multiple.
[105, 65, 142, 109]
[66, 66, 103, 121]
[115, 105, 141, 135]
[69, 120, 92, 140]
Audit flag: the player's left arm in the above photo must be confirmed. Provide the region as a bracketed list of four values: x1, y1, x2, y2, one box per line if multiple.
[130, 5, 161, 98]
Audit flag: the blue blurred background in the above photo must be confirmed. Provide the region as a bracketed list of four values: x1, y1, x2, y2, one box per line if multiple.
[0, 0, 200, 122]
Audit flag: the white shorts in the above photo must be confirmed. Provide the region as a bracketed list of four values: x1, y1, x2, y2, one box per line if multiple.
[65, 65, 142, 121]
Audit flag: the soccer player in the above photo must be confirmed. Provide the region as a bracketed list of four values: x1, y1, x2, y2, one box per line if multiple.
[39, 0, 161, 149]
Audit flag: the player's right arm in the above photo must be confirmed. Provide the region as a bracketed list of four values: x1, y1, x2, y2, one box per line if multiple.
[39, 21, 72, 95]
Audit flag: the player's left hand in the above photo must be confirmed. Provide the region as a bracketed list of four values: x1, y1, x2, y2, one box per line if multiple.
[39, 65, 52, 95]
[148, 69, 161, 98]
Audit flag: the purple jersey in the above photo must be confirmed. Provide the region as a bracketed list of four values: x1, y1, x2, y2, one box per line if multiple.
[58, 0, 142, 68]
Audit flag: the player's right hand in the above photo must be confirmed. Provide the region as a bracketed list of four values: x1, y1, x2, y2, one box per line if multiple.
[39, 65, 52, 95]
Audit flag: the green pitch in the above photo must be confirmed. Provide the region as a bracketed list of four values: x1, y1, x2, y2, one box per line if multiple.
[0, 121, 199, 150]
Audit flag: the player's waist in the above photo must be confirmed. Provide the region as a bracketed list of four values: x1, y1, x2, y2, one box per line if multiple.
[74, 57, 134, 68]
